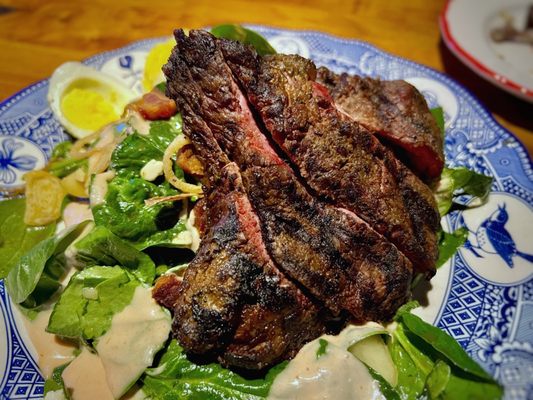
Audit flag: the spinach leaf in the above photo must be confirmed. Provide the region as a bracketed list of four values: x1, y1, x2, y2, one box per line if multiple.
[47, 266, 139, 339]
[111, 114, 182, 178]
[316, 338, 329, 358]
[430, 107, 445, 137]
[391, 307, 503, 399]
[441, 372, 503, 400]
[388, 338, 426, 399]
[435, 167, 493, 216]
[47, 141, 87, 178]
[6, 221, 90, 307]
[426, 360, 451, 399]
[44, 363, 69, 397]
[436, 227, 468, 268]
[92, 176, 186, 249]
[211, 24, 276, 56]
[0, 198, 56, 278]
[72, 225, 155, 284]
[95, 115, 188, 249]
[399, 312, 493, 381]
[366, 366, 400, 400]
[142, 340, 287, 400]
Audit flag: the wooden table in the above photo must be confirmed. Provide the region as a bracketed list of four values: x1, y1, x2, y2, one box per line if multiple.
[1, 0, 531, 156]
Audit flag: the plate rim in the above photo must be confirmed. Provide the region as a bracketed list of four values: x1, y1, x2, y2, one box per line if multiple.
[439, 0, 533, 103]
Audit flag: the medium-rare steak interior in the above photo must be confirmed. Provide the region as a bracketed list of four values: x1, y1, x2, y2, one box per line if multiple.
[158, 28, 441, 370]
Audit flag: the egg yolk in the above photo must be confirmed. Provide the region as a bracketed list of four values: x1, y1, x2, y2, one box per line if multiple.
[61, 88, 120, 131]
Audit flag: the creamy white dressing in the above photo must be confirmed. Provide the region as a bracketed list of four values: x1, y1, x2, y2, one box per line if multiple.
[63, 222, 95, 270]
[62, 348, 115, 400]
[185, 208, 200, 252]
[22, 308, 77, 379]
[94, 285, 171, 399]
[62, 202, 93, 228]
[320, 322, 388, 349]
[268, 324, 389, 400]
[90, 170, 115, 207]
[268, 339, 384, 400]
[140, 159, 164, 181]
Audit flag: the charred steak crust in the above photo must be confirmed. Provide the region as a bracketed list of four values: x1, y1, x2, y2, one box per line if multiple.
[219, 41, 439, 275]
[171, 162, 326, 369]
[316, 67, 444, 181]
[164, 28, 413, 335]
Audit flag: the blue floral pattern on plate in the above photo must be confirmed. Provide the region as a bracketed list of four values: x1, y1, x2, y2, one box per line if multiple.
[0, 26, 531, 399]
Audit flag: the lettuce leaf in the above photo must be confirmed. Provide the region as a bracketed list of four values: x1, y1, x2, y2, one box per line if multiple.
[436, 227, 468, 268]
[92, 176, 187, 249]
[390, 302, 503, 399]
[44, 363, 69, 398]
[72, 225, 155, 284]
[142, 340, 287, 400]
[93, 115, 189, 249]
[111, 114, 182, 179]
[6, 221, 90, 308]
[430, 107, 445, 137]
[0, 198, 56, 278]
[47, 266, 139, 339]
[47, 141, 87, 178]
[435, 167, 493, 216]
[211, 24, 276, 56]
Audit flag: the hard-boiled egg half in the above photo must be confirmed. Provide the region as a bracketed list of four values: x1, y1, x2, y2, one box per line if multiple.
[48, 62, 137, 139]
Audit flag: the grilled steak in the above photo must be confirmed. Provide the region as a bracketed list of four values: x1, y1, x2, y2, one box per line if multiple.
[160, 29, 443, 369]
[166, 161, 326, 369]
[164, 29, 413, 348]
[316, 67, 444, 181]
[219, 42, 439, 275]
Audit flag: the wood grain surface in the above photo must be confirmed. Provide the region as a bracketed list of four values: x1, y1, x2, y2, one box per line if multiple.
[0, 0, 531, 155]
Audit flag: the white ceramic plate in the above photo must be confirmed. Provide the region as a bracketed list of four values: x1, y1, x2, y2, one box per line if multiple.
[440, 0, 533, 103]
[0, 26, 532, 400]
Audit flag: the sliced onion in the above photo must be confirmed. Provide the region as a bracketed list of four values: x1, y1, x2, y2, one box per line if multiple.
[163, 135, 203, 194]
[69, 122, 121, 160]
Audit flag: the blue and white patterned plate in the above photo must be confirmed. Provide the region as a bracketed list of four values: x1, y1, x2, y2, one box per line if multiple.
[0, 26, 532, 400]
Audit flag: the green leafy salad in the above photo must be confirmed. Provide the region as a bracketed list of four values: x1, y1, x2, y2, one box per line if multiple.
[0, 25, 502, 400]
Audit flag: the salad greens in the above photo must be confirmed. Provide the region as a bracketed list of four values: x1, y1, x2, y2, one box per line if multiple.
[43, 363, 69, 397]
[47, 266, 139, 339]
[0, 198, 56, 278]
[71, 225, 156, 284]
[46, 141, 87, 178]
[435, 167, 493, 217]
[211, 24, 276, 56]
[435, 227, 469, 268]
[430, 107, 445, 138]
[93, 114, 188, 249]
[428, 107, 493, 269]
[6, 221, 90, 308]
[390, 301, 503, 400]
[142, 340, 287, 400]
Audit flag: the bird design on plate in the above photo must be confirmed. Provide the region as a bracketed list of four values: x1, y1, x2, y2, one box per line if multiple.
[462, 203, 533, 268]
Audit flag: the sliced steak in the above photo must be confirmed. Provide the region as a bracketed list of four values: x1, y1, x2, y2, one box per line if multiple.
[164, 29, 413, 327]
[316, 67, 444, 181]
[219, 43, 439, 275]
[168, 161, 325, 369]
